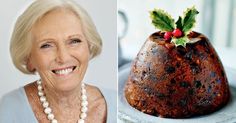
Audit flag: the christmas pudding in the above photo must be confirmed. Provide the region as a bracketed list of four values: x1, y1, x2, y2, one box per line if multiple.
[124, 7, 230, 118]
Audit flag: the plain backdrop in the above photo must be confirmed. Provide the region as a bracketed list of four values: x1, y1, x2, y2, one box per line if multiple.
[0, 0, 117, 97]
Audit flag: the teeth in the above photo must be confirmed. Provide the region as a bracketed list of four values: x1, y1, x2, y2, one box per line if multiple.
[55, 68, 73, 75]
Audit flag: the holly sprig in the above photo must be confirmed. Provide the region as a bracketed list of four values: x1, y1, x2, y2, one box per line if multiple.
[150, 6, 199, 47]
[150, 9, 175, 32]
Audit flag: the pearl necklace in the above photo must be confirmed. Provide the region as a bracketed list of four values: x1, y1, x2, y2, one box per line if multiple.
[36, 80, 88, 123]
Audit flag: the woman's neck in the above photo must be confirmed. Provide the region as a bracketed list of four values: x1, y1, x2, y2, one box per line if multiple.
[43, 83, 81, 108]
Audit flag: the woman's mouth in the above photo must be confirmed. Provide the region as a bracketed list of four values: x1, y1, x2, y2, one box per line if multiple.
[52, 66, 76, 76]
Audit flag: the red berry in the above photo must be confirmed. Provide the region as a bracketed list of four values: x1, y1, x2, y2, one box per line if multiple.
[172, 28, 183, 38]
[164, 31, 172, 41]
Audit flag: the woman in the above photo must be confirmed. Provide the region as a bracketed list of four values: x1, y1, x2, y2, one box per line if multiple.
[0, 0, 116, 123]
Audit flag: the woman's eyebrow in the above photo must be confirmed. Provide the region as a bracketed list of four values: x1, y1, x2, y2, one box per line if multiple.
[68, 34, 83, 39]
[37, 38, 55, 43]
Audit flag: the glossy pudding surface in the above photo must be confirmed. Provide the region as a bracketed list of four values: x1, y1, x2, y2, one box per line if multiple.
[125, 31, 230, 118]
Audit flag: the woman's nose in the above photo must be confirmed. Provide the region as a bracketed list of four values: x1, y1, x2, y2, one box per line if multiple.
[55, 46, 70, 64]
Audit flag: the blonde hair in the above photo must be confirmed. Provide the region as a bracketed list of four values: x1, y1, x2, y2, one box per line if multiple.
[10, 0, 102, 74]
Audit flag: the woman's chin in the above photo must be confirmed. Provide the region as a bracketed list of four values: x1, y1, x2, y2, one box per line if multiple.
[54, 81, 80, 92]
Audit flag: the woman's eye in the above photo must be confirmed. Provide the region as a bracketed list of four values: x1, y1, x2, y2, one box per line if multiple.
[40, 44, 51, 49]
[70, 39, 82, 44]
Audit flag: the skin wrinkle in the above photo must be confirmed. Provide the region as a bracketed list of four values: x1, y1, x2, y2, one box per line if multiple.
[36, 34, 84, 44]
[24, 8, 106, 123]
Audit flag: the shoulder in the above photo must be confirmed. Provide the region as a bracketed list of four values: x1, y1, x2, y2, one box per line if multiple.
[86, 84, 106, 110]
[84, 84, 107, 122]
[87, 84, 117, 123]
[0, 87, 25, 110]
[0, 87, 27, 122]
[86, 84, 103, 99]
[99, 88, 117, 123]
[96, 86, 117, 109]
[86, 83, 117, 104]
[0, 85, 38, 123]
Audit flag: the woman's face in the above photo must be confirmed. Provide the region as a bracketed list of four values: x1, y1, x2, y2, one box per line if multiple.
[29, 9, 90, 91]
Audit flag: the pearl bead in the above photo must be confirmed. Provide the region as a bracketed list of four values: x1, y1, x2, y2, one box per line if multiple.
[44, 107, 52, 114]
[82, 95, 87, 101]
[81, 89, 86, 94]
[51, 119, 58, 123]
[82, 101, 88, 107]
[81, 107, 88, 113]
[43, 101, 49, 108]
[37, 80, 41, 85]
[38, 91, 44, 96]
[38, 85, 42, 90]
[40, 96, 46, 102]
[78, 119, 84, 123]
[80, 113, 87, 119]
[81, 83, 85, 87]
[47, 113, 54, 120]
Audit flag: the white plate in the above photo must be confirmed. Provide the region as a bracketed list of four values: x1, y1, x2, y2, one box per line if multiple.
[118, 64, 236, 123]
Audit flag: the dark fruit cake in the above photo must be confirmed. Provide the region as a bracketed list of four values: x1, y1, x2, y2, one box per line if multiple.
[124, 7, 230, 118]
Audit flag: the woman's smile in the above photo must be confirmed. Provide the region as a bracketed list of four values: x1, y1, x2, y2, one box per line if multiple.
[52, 66, 77, 76]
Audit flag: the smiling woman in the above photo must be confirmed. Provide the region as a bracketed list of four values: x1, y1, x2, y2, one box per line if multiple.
[0, 0, 116, 123]
[29, 8, 91, 93]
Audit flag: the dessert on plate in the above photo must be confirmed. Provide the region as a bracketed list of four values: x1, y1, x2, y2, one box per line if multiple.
[124, 7, 230, 118]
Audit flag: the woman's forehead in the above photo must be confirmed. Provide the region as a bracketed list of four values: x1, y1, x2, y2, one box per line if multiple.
[31, 9, 84, 42]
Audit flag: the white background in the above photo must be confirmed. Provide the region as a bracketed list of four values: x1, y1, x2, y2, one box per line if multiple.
[0, 0, 117, 97]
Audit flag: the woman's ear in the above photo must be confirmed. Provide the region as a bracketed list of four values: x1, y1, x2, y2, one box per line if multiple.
[26, 57, 36, 73]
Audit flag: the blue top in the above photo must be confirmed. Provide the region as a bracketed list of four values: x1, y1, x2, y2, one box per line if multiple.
[0, 86, 117, 123]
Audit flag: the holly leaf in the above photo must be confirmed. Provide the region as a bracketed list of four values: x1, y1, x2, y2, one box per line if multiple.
[150, 9, 175, 32]
[182, 6, 199, 33]
[175, 16, 183, 30]
[171, 36, 189, 47]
